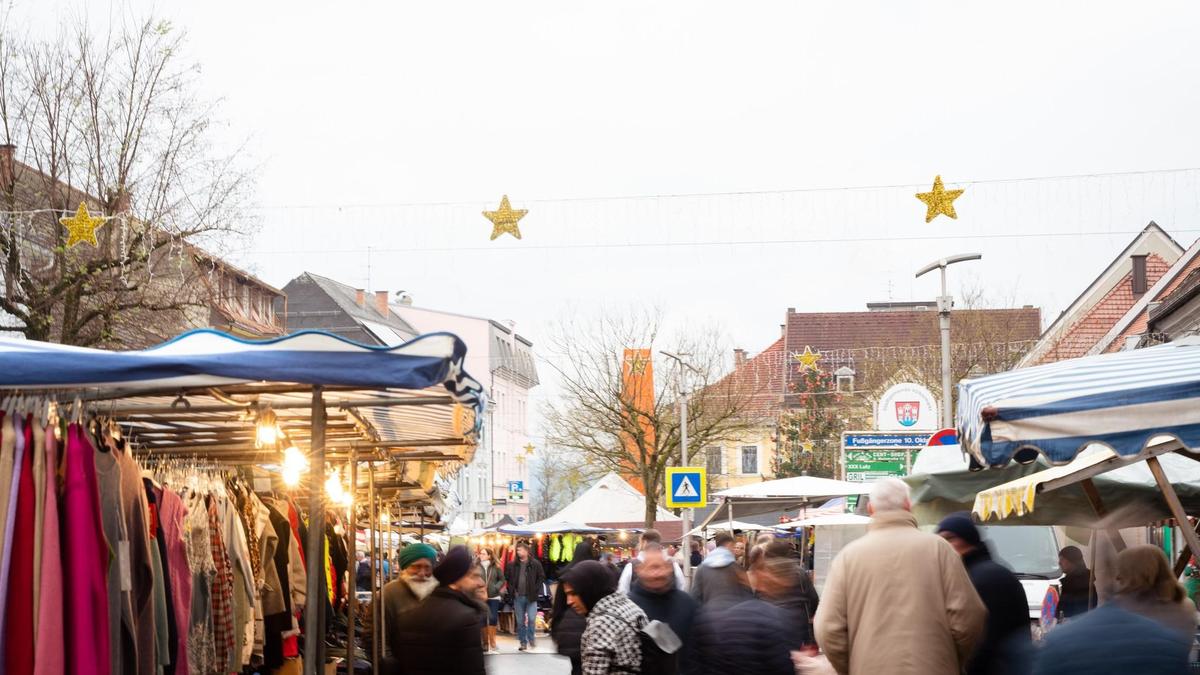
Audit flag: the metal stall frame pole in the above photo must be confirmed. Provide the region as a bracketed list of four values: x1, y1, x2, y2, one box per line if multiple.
[346, 445, 358, 673]
[1147, 456, 1200, 572]
[303, 386, 327, 675]
[369, 463, 380, 674]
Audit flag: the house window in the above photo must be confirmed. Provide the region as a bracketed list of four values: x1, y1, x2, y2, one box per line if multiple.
[741, 446, 758, 475]
[706, 446, 723, 475]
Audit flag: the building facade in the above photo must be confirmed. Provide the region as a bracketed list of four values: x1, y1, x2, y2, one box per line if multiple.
[392, 303, 539, 530]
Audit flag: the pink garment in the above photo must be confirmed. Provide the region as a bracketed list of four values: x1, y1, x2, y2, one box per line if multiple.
[61, 424, 111, 675]
[156, 488, 191, 675]
[34, 424, 64, 675]
[5, 416, 36, 675]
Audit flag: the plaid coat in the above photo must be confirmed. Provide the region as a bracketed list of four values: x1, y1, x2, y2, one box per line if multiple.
[581, 593, 648, 674]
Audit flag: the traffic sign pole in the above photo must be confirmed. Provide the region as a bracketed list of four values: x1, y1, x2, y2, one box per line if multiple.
[680, 387, 691, 584]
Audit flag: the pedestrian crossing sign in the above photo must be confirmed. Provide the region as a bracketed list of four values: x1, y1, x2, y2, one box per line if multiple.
[665, 467, 706, 508]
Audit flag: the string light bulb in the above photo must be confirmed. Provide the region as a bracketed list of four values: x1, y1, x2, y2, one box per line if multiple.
[255, 408, 282, 448]
[281, 446, 308, 487]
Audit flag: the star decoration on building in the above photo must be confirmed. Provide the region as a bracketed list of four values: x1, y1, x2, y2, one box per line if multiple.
[627, 354, 648, 375]
[794, 346, 822, 371]
[483, 195, 528, 240]
[523, 443, 536, 455]
[915, 175, 964, 223]
[59, 202, 111, 248]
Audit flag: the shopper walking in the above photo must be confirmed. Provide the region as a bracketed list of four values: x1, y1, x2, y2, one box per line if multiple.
[1111, 545, 1197, 638]
[551, 540, 599, 674]
[689, 555, 798, 675]
[561, 560, 647, 674]
[1057, 546, 1094, 620]
[689, 531, 752, 611]
[815, 478, 985, 675]
[754, 544, 819, 648]
[617, 529, 685, 594]
[505, 541, 546, 651]
[392, 546, 487, 675]
[937, 513, 1032, 675]
[628, 546, 698, 675]
[382, 543, 439, 658]
[475, 547, 504, 653]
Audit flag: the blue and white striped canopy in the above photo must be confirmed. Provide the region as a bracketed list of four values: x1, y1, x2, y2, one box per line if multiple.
[957, 337, 1200, 467]
[0, 329, 484, 413]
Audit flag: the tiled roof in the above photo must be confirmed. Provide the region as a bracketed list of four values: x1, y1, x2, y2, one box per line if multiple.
[1035, 254, 1171, 362]
[1102, 251, 1200, 352]
[724, 338, 786, 420]
[784, 308, 1042, 352]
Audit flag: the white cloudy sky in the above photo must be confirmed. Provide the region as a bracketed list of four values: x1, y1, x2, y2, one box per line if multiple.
[25, 2, 1200, 422]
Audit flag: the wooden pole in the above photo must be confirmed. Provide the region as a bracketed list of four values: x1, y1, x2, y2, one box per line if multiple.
[1173, 517, 1200, 578]
[302, 386, 327, 675]
[346, 446, 358, 673]
[369, 464, 380, 673]
[1079, 478, 1127, 552]
[1147, 456, 1200, 571]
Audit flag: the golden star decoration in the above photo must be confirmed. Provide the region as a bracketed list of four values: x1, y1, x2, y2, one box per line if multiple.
[523, 443, 535, 455]
[59, 202, 111, 248]
[483, 195, 528, 240]
[794, 346, 822, 371]
[915, 175, 965, 223]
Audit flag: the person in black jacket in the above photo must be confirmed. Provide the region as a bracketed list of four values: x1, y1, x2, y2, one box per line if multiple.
[628, 546, 698, 675]
[938, 513, 1032, 675]
[551, 539, 599, 674]
[505, 540, 547, 651]
[1058, 545, 1094, 620]
[392, 546, 486, 675]
[689, 591, 795, 675]
[753, 544, 818, 648]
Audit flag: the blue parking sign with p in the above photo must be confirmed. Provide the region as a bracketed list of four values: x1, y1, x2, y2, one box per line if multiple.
[665, 467, 706, 508]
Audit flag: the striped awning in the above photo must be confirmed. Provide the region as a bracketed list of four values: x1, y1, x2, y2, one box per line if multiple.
[957, 337, 1200, 467]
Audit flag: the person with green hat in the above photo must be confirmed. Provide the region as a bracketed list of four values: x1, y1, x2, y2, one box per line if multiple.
[383, 543, 439, 659]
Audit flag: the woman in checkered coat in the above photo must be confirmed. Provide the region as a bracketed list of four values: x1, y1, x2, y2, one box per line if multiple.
[561, 560, 648, 674]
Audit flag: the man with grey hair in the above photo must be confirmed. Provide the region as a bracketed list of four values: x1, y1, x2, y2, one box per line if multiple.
[813, 478, 986, 675]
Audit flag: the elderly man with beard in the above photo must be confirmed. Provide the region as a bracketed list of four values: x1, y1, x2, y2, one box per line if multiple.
[383, 543, 439, 658]
[393, 545, 487, 675]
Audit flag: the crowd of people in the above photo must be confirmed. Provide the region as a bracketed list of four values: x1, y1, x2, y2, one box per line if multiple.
[370, 477, 1199, 674]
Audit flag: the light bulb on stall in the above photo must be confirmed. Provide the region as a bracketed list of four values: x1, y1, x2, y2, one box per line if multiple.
[281, 446, 308, 487]
[325, 467, 345, 504]
[255, 408, 281, 448]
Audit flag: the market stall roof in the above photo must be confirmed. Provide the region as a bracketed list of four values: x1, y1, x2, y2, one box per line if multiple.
[498, 520, 614, 535]
[906, 444, 1053, 525]
[699, 476, 872, 529]
[548, 472, 680, 525]
[0, 329, 486, 497]
[957, 337, 1200, 468]
[778, 513, 871, 529]
[971, 438, 1200, 527]
[685, 520, 771, 538]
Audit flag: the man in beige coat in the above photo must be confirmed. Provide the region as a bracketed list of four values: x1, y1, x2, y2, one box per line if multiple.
[815, 478, 986, 675]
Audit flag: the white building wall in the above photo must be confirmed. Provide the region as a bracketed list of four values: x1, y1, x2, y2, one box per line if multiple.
[393, 304, 536, 529]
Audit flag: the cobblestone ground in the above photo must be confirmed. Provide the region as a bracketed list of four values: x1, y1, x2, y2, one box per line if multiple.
[485, 632, 570, 674]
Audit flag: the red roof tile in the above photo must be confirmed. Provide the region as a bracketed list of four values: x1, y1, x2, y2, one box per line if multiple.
[717, 338, 786, 420]
[1103, 252, 1200, 353]
[1037, 254, 1171, 362]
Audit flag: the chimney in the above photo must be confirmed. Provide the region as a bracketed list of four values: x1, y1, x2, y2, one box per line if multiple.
[375, 290, 389, 317]
[355, 289, 366, 308]
[0, 144, 14, 196]
[733, 348, 746, 367]
[1131, 254, 1148, 296]
[780, 324, 786, 337]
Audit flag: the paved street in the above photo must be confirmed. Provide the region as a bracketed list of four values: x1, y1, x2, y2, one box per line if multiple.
[484, 653, 570, 675]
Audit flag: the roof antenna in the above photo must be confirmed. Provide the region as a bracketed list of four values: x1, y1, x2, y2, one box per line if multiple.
[366, 245, 372, 292]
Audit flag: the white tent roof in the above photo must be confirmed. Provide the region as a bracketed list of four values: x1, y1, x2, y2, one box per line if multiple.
[714, 475, 872, 500]
[549, 472, 680, 524]
[778, 513, 871, 529]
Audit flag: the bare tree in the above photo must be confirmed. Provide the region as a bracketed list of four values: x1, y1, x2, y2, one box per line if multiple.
[541, 308, 760, 527]
[0, 15, 253, 346]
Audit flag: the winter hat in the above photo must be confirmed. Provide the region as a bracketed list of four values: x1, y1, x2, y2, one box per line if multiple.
[398, 543, 437, 571]
[433, 545, 472, 586]
[936, 512, 982, 548]
[560, 560, 617, 612]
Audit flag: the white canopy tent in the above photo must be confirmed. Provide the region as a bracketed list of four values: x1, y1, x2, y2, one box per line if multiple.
[698, 475, 871, 530]
[548, 472, 680, 524]
[777, 513, 871, 529]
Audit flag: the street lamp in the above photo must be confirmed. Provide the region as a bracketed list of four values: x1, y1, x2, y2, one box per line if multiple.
[915, 253, 982, 429]
[660, 350, 701, 584]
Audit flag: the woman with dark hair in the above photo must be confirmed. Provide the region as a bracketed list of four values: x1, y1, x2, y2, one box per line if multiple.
[1058, 545, 1094, 619]
[561, 560, 647, 675]
[474, 547, 504, 653]
[551, 540, 599, 674]
[1113, 545, 1197, 638]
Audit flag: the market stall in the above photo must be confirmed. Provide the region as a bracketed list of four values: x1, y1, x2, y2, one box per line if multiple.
[0, 329, 484, 675]
[697, 475, 871, 532]
[957, 336, 1200, 568]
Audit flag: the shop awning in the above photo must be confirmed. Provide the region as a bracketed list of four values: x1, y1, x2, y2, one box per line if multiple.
[956, 337, 1200, 468]
[699, 476, 872, 529]
[777, 513, 871, 529]
[498, 519, 615, 535]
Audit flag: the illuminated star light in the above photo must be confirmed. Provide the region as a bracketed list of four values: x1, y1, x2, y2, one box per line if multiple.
[794, 346, 822, 371]
[915, 175, 965, 223]
[483, 195, 528, 240]
[59, 202, 111, 247]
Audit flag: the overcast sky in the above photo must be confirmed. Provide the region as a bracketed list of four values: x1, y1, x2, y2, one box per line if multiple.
[27, 2, 1200, 427]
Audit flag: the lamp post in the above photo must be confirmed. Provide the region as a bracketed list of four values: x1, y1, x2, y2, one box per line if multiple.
[660, 350, 701, 584]
[915, 253, 982, 429]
